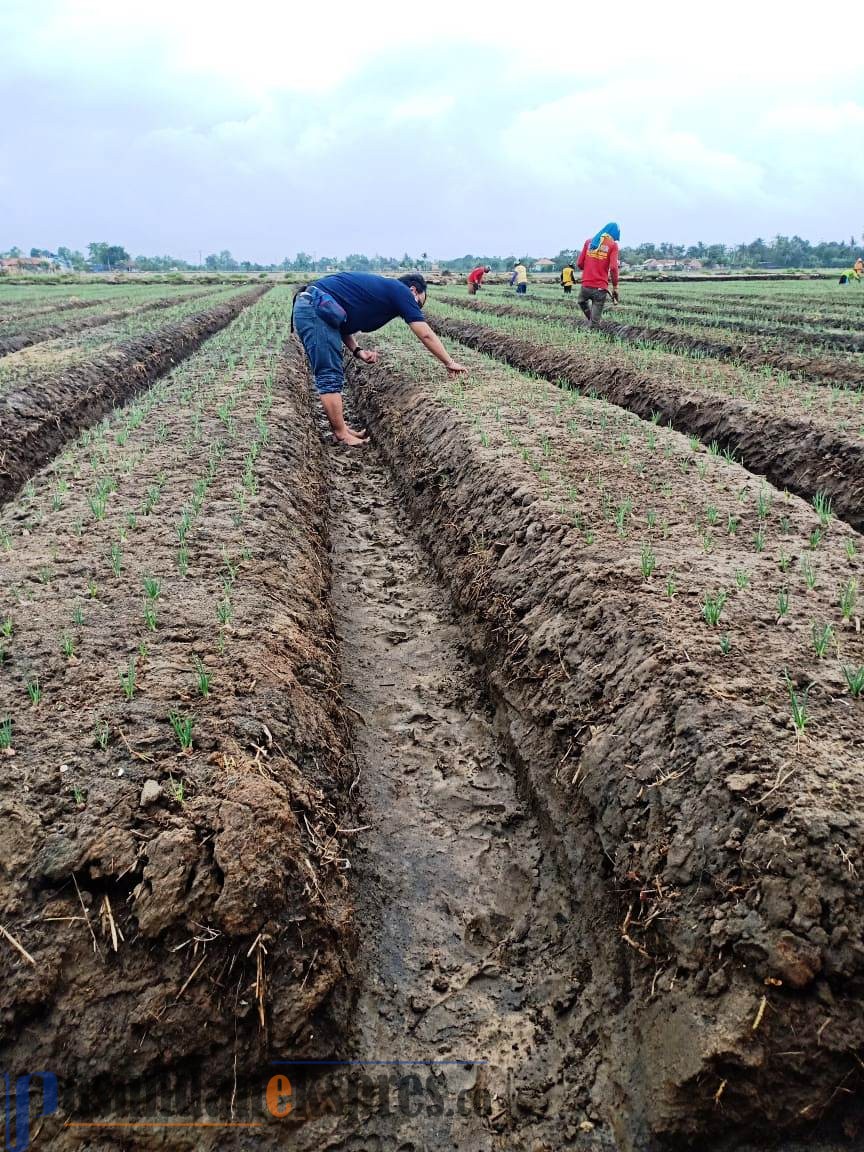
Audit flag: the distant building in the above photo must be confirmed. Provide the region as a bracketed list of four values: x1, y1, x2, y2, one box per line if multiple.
[531, 257, 556, 272]
[0, 256, 60, 272]
[641, 257, 703, 272]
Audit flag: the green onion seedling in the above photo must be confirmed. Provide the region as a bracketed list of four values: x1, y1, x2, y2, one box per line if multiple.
[701, 590, 728, 627]
[169, 711, 195, 752]
[120, 658, 136, 701]
[811, 621, 834, 658]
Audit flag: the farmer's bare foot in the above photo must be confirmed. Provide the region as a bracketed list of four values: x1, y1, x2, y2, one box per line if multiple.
[335, 429, 369, 446]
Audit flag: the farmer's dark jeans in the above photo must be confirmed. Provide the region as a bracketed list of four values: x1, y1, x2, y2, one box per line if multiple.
[293, 295, 344, 395]
[579, 285, 608, 324]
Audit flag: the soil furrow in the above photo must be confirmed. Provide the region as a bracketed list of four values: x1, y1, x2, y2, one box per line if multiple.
[619, 310, 864, 353]
[0, 287, 268, 506]
[430, 315, 864, 534]
[618, 306, 864, 350]
[0, 290, 217, 357]
[0, 294, 131, 320]
[278, 392, 605, 1150]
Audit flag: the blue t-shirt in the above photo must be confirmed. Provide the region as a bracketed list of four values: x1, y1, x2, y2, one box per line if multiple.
[314, 273, 425, 334]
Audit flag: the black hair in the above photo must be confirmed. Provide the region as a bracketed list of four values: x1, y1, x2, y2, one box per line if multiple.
[398, 273, 427, 294]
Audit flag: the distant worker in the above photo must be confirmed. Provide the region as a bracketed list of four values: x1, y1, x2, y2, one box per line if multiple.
[293, 272, 469, 446]
[510, 261, 529, 295]
[576, 222, 620, 325]
[856, 258, 864, 277]
[467, 264, 492, 295]
[560, 262, 576, 295]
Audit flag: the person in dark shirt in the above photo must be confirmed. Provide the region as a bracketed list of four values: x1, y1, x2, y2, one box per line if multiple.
[293, 272, 468, 445]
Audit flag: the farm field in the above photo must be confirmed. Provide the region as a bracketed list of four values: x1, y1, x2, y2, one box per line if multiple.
[427, 291, 864, 531]
[0, 287, 355, 1143]
[0, 284, 224, 356]
[1, 278, 863, 1150]
[440, 286, 864, 383]
[0, 284, 266, 503]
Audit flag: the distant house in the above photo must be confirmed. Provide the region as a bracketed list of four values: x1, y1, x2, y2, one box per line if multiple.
[0, 256, 59, 272]
[531, 257, 556, 272]
[641, 258, 703, 272]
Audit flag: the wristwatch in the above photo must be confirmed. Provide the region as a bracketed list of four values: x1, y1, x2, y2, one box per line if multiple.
[352, 347, 363, 359]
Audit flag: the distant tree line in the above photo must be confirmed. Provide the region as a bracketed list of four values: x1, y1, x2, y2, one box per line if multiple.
[2, 234, 863, 273]
[618, 235, 864, 269]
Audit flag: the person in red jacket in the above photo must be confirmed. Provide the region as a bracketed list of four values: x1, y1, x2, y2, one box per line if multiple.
[467, 264, 491, 295]
[576, 222, 620, 325]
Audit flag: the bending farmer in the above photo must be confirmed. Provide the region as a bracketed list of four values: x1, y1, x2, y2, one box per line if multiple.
[577, 223, 620, 324]
[467, 264, 491, 295]
[293, 272, 469, 446]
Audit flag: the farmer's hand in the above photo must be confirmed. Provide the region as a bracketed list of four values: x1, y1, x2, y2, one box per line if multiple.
[356, 349, 379, 365]
[446, 361, 469, 376]
[612, 290, 620, 304]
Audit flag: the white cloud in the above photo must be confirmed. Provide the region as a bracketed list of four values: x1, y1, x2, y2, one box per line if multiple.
[21, 0, 861, 94]
[2, 0, 863, 255]
[390, 95, 457, 124]
[760, 100, 864, 134]
[501, 85, 769, 202]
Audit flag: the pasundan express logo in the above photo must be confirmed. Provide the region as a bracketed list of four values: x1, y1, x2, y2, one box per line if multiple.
[2, 1072, 58, 1152]
[264, 1061, 492, 1122]
[2, 1060, 490, 1141]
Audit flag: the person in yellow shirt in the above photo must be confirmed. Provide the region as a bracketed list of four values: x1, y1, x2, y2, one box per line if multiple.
[510, 261, 528, 295]
[560, 262, 576, 295]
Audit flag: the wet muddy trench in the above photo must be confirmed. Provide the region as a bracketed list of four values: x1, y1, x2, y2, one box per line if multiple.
[296, 399, 607, 1151]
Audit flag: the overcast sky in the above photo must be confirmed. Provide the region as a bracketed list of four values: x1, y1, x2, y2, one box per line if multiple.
[2, 0, 863, 262]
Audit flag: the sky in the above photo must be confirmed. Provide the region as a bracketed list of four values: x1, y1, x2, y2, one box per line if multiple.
[1, 0, 863, 263]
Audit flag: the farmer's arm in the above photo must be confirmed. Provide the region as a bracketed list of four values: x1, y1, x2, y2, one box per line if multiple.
[409, 321, 468, 374]
[342, 329, 378, 365]
[610, 245, 620, 301]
